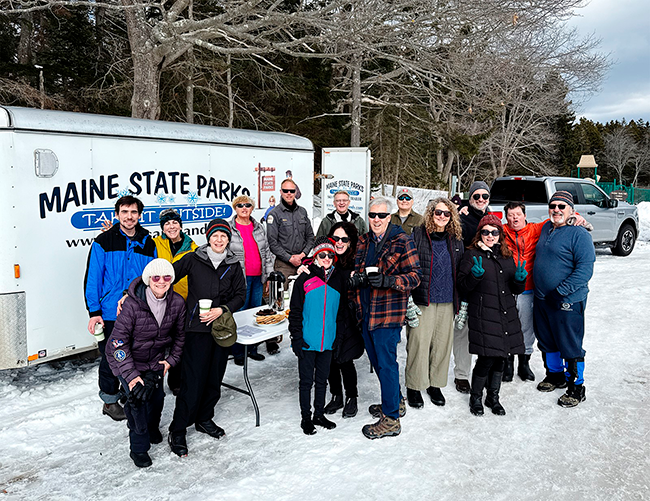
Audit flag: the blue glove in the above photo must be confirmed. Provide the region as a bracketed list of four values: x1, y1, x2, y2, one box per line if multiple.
[471, 256, 484, 278]
[514, 260, 528, 282]
[545, 289, 565, 310]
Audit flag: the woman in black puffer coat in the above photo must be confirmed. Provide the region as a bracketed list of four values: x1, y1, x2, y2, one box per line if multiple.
[106, 258, 186, 468]
[457, 214, 527, 417]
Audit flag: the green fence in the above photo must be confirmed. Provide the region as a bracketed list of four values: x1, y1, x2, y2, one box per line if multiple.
[597, 182, 650, 204]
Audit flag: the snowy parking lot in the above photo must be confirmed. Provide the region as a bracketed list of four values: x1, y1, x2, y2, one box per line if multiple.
[1, 206, 649, 501]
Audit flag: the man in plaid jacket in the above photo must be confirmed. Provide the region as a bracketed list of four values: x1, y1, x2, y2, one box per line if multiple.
[353, 196, 421, 439]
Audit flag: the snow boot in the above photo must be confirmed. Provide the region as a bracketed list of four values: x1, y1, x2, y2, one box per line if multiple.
[195, 420, 225, 439]
[362, 415, 401, 439]
[313, 414, 337, 430]
[342, 397, 358, 418]
[454, 378, 471, 394]
[149, 428, 163, 444]
[130, 451, 152, 468]
[427, 387, 446, 406]
[301, 416, 317, 435]
[168, 432, 188, 457]
[323, 394, 344, 415]
[469, 373, 488, 416]
[517, 354, 535, 381]
[502, 355, 514, 382]
[537, 371, 567, 392]
[407, 388, 424, 409]
[558, 358, 586, 408]
[484, 370, 506, 416]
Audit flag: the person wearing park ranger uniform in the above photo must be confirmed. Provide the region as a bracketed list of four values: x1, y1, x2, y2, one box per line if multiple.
[533, 191, 595, 408]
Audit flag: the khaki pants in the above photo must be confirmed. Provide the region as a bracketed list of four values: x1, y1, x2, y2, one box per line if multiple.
[452, 322, 472, 380]
[405, 302, 454, 390]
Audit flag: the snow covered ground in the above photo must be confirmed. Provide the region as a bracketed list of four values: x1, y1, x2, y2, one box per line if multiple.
[1, 209, 649, 501]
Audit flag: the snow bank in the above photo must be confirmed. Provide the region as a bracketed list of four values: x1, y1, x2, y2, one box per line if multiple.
[637, 201, 650, 241]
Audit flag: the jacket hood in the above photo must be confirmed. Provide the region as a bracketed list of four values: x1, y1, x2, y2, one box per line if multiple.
[127, 276, 174, 311]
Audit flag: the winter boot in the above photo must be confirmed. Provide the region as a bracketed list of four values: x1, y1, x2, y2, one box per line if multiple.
[407, 388, 424, 409]
[517, 354, 535, 381]
[454, 378, 471, 394]
[484, 370, 506, 416]
[369, 397, 406, 419]
[558, 358, 586, 408]
[469, 372, 488, 416]
[502, 355, 515, 382]
[313, 414, 337, 429]
[342, 397, 358, 418]
[130, 451, 152, 468]
[323, 394, 344, 415]
[537, 371, 567, 392]
[168, 432, 188, 457]
[362, 415, 401, 439]
[426, 387, 446, 406]
[149, 428, 163, 444]
[301, 416, 317, 435]
[195, 420, 225, 439]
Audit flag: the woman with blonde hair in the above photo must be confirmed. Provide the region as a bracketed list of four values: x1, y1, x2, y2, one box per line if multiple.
[406, 198, 464, 408]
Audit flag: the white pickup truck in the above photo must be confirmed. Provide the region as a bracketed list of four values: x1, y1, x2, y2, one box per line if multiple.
[489, 176, 639, 256]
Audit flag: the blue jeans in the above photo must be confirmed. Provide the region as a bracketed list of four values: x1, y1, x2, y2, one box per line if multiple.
[232, 276, 264, 359]
[361, 320, 402, 419]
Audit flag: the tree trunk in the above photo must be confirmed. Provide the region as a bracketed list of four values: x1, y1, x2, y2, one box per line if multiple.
[350, 58, 361, 147]
[17, 13, 34, 65]
[185, 0, 195, 124]
[392, 108, 402, 196]
[227, 54, 234, 128]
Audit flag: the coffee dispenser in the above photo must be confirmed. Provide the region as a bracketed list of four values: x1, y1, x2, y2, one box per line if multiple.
[267, 271, 286, 311]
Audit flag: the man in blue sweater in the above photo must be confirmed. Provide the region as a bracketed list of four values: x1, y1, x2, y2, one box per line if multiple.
[533, 191, 595, 407]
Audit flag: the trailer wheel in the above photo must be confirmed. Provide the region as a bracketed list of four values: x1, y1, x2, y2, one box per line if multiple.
[612, 223, 636, 256]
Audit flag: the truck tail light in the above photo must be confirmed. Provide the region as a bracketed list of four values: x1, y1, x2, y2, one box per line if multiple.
[14, 264, 20, 278]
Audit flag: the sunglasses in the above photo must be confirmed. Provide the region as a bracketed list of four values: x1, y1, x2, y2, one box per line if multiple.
[317, 252, 335, 260]
[397, 195, 412, 201]
[549, 203, 567, 210]
[434, 209, 451, 217]
[236, 203, 253, 208]
[480, 229, 500, 237]
[151, 275, 173, 283]
[472, 193, 490, 201]
[331, 236, 350, 243]
[368, 212, 390, 219]
[281, 189, 296, 194]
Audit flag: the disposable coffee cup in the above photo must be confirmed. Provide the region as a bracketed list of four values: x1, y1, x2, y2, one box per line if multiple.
[199, 299, 212, 314]
[365, 266, 379, 276]
[93, 323, 105, 342]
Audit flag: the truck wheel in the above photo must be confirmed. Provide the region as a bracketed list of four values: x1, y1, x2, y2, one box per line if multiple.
[612, 223, 636, 256]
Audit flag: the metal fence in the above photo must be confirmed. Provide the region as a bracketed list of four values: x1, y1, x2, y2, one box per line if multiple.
[597, 182, 650, 204]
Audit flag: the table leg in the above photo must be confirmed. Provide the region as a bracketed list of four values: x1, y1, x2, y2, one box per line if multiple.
[243, 344, 260, 427]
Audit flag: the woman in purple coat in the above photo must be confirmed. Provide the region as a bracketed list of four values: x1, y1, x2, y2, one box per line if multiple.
[107, 258, 186, 468]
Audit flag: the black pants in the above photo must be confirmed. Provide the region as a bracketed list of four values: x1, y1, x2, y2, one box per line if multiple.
[298, 350, 332, 419]
[473, 356, 506, 377]
[98, 321, 122, 403]
[169, 331, 230, 434]
[119, 372, 165, 453]
[167, 357, 182, 392]
[328, 360, 358, 398]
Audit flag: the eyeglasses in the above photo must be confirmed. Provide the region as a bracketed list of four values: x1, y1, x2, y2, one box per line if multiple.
[236, 203, 253, 208]
[549, 203, 567, 210]
[480, 229, 500, 237]
[397, 195, 412, 201]
[281, 189, 296, 194]
[473, 193, 490, 201]
[151, 275, 173, 283]
[317, 252, 335, 260]
[331, 235, 350, 243]
[434, 209, 451, 217]
[368, 212, 390, 219]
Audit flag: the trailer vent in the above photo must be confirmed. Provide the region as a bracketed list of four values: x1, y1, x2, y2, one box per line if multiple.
[34, 149, 59, 178]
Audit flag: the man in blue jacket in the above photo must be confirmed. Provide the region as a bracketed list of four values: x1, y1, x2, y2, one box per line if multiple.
[533, 191, 595, 407]
[84, 196, 157, 420]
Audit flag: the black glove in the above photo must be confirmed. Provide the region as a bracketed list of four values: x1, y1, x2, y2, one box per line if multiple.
[141, 371, 162, 401]
[348, 271, 369, 289]
[128, 381, 146, 406]
[368, 272, 396, 289]
[545, 289, 565, 310]
[291, 338, 310, 359]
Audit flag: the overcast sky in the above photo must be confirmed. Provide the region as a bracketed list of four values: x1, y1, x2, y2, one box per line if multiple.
[569, 0, 650, 124]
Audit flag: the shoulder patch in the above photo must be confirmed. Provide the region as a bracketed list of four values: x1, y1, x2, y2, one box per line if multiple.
[114, 349, 127, 362]
[267, 215, 274, 224]
[111, 339, 124, 349]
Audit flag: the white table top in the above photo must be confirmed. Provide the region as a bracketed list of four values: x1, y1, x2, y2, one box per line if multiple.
[233, 307, 290, 345]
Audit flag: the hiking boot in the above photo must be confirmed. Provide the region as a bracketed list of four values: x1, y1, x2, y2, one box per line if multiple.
[149, 428, 163, 444]
[407, 388, 424, 409]
[537, 372, 567, 392]
[484, 370, 506, 416]
[324, 394, 344, 415]
[369, 398, 407, 419]
[102, 402, 126, 421]
[313, 415, 337, 430]
[130, 451, 152, 468]
[454, 378, 471, 394]
[558, 385, 586, 408]
[362, 415, 401, 439]
[426, 387, 445, 406]
[469, 372, 488, 416]
[342, 397, 358, 418]
[301, 417, 317, 435]
[502, 355, 514, 382]
[168, 433, 188, 457]
[517, 354, 535, 381]
[248, 352, 266, 361]
[234, 357, 245, 366]
[195, 420, 225, 439]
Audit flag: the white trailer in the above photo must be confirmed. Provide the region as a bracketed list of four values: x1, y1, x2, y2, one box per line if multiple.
[0, 106, 314, 369]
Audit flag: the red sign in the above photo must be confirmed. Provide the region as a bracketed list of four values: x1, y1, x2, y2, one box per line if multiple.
[262, 176, 275, 191]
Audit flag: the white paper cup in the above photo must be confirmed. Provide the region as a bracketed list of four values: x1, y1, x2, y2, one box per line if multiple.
[199, 299, 212, 313]
[365, 266, 379, 276]
[93, 323, 105, 342]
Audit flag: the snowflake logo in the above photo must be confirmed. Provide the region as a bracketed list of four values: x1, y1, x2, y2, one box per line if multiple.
[168, 195, 175, 204]
[156, 193, 167, 204]
[186, 191, 200, 205]
[118, 188, 132, 198]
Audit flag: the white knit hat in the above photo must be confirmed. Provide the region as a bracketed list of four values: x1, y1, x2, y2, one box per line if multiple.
[142, 258, 175, 287]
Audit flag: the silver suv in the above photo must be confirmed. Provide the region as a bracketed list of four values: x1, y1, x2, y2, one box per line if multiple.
[489, 176, 639, 256]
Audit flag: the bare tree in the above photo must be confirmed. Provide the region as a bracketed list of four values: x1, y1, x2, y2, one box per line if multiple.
[603, 128, 636, 184]
[630, 133, 650, 187]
